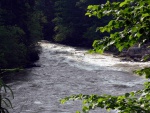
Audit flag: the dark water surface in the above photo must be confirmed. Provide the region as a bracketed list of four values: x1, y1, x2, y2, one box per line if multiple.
[7, 41, 150, 113]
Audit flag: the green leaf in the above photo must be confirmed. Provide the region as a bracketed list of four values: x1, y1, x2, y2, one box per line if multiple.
[135, 32, 142, 38]
[141, 13, 150, 22]
[82, 106, 89, 112]
[130, 92, 135, 97]
[119, 0, 130, 7]
[97, 49, 104, 54]
[131, 27, 138, 32]
[60, 99, 67, 104]
[99, 27, 105, 33]
[142, 13, 150, 18]
[118, 46, 124, 52]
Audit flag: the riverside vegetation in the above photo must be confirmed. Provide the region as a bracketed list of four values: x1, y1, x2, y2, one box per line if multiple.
[0, 0, 150, 112]
[0, 0, 121, 69]
[0, 0, 115, 112]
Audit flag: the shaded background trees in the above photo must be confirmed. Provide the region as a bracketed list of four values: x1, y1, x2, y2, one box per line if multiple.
[0, 0, 43, 68]
[0, 0, 116, 69]
[52, 0, 109, 47]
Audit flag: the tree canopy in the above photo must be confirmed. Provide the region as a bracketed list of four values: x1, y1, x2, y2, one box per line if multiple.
[86, 0, 150, 53]
[0, 0, 44, 68]
[0, 0, 113, 68]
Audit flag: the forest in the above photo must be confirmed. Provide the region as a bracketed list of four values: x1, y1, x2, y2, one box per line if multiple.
[0, 0, 114, 69]
[0, 0, 150, 113]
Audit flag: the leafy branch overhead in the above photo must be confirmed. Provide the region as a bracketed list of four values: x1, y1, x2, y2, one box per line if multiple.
[86, 0, 150, 53]
[61, 81, 150, 113]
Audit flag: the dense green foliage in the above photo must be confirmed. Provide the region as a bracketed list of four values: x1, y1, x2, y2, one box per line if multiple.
[0, 0, 120, 68]
[0, 0, 150, 112]
[52, 0, 111, 46]
[0, 0, 44, 68]
[0, 0, 114, 68]
[44, 0, 123, 47]
[86, 0, 150, 53]
[61, 0, 150, 113]
[37, 0, 55, 40]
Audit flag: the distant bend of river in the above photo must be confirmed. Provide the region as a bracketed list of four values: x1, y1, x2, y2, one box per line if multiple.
[8, 41, 150, 113]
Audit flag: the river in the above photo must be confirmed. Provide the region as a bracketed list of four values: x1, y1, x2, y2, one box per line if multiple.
[7, 41, 150, 113]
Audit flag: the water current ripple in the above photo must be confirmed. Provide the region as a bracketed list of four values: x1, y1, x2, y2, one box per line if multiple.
[8, 41, 150, 113]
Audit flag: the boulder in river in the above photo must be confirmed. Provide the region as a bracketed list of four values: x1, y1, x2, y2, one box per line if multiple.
[119, 45, 150, 61]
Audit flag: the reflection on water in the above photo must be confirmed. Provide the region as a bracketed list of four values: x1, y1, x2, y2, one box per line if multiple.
[8, 41, 150, 113]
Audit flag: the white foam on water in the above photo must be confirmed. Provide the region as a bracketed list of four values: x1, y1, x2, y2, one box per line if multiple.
[34, 101, 42, 105]
[40, 42, 150, 72]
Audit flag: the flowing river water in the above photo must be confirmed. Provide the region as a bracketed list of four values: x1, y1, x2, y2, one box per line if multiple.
[7, 41, 150, 113]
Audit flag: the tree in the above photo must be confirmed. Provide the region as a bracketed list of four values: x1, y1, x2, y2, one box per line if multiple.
[86, 0, 150, 53]
[53, 0, 85, 45]
[37, 0, 55, 41]
[61, 0, 150, 112]
[77, 0, 110, 47]
[53, 0, 108, 47]
[0, 0, 43, 68]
